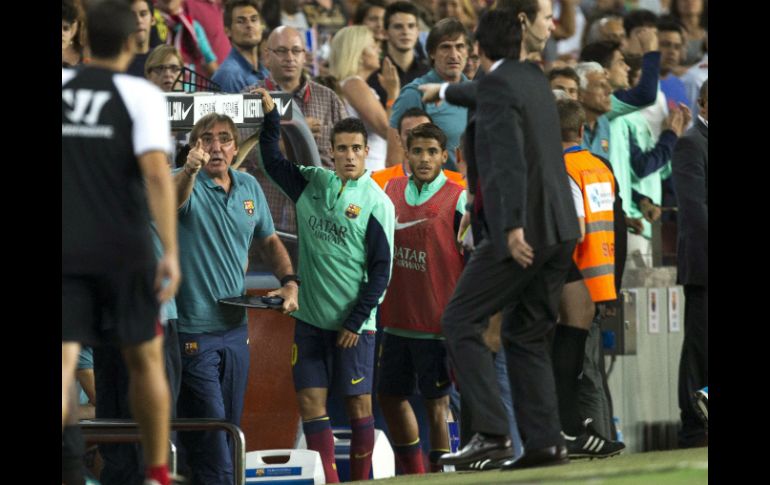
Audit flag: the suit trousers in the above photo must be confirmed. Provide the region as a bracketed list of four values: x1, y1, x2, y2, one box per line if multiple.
[442, 238, 576, 450]
[678, 284, 708, 447]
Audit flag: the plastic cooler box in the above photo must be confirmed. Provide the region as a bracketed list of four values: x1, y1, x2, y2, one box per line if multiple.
[245, 449, 325, 484]
[297, 427, 395, 482]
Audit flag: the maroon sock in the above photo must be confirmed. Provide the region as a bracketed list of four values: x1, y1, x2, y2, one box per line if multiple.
[303, 416, 339, 483]
[350, 416, 375, 480]
[145, 464, 170, 485]
[393, 440, 425, 475]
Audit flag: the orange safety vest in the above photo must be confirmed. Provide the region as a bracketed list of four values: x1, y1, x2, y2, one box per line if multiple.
[565, 149, 617, 303]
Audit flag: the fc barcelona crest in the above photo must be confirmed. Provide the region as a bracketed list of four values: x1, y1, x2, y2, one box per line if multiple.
[243, 200, 255, 215]
[345, 203, 361, 219]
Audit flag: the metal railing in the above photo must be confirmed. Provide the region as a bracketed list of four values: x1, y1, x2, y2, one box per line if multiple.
[79, 418, 246, 485]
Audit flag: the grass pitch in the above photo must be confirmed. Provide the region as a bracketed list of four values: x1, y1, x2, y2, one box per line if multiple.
[357, 447, 707, 485]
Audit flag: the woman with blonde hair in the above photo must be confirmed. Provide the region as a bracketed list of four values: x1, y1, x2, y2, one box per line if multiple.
[145, 45, 189, 165]
[329, 25, 399, 171]
[145, 45, 185, 92]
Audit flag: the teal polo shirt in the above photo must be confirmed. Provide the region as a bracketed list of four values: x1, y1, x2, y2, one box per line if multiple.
[175, 168, 275, 333]
[389, 69, 468, 171]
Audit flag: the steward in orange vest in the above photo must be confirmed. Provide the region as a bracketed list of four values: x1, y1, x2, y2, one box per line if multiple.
[564, 146, 617, 303]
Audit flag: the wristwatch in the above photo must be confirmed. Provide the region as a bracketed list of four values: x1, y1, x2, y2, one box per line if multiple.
[280, 274, 301, 287]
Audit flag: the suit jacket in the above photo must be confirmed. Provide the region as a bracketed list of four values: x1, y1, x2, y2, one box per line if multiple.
[672, 118, 708, 286]
[474, 59, 580, 260]
[445, 78, 478, 110]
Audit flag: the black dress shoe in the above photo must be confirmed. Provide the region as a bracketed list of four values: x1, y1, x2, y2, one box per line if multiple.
[438, 432, 513, 466]
[500, 445, 569, 470]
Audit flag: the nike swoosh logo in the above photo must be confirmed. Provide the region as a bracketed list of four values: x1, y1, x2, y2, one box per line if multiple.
[435, 380, 449, 388]
[353, 451, 372, 459]
[394, 217, 428, 231]
[351, 377, 365, 385]
[182, 104, 193, 120]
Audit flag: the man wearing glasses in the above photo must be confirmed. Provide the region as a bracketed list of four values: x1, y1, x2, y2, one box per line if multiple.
[246, 26, 348, 169]
[173, 113, 299, 484]
[213, 0, 270, 93]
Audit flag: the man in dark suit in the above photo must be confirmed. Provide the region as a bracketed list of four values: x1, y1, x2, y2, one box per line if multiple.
[672, 79, 708, 448]
[436, 0, 581, 470]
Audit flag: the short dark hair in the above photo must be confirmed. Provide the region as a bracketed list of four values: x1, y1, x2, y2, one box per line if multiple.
[623, 9, 657, 34]
[224, 0, 261, 29]
[580, 41, 622, 69]
[353, 0, 387, 25]
[331, 118, 368, 148]
[86, 0, 136, 59]
[407, 123, 447, 150]
[426, 18, 469, 64]
[699, 79, 708, 103]
[656, 18, 685, 38]
[384, 1, 420, 29]
[556, 99, 586, 143]
[496, 0, 540, 23]
[475, 8, 522, 61]
[132, 0, 154, 13]
[190, 113, 240, 149]
[548, 67, 580, 84]
[397, 107, 434, 133]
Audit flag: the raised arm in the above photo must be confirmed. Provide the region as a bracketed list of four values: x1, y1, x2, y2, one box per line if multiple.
[255, 88, 309, 203]
[174, 138, 208, 208]
[612, 36, 661, 112]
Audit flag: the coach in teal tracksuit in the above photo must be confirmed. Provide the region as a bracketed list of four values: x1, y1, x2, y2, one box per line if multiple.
[257, 89, 394, 483]
[174, 112, 297, 485]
